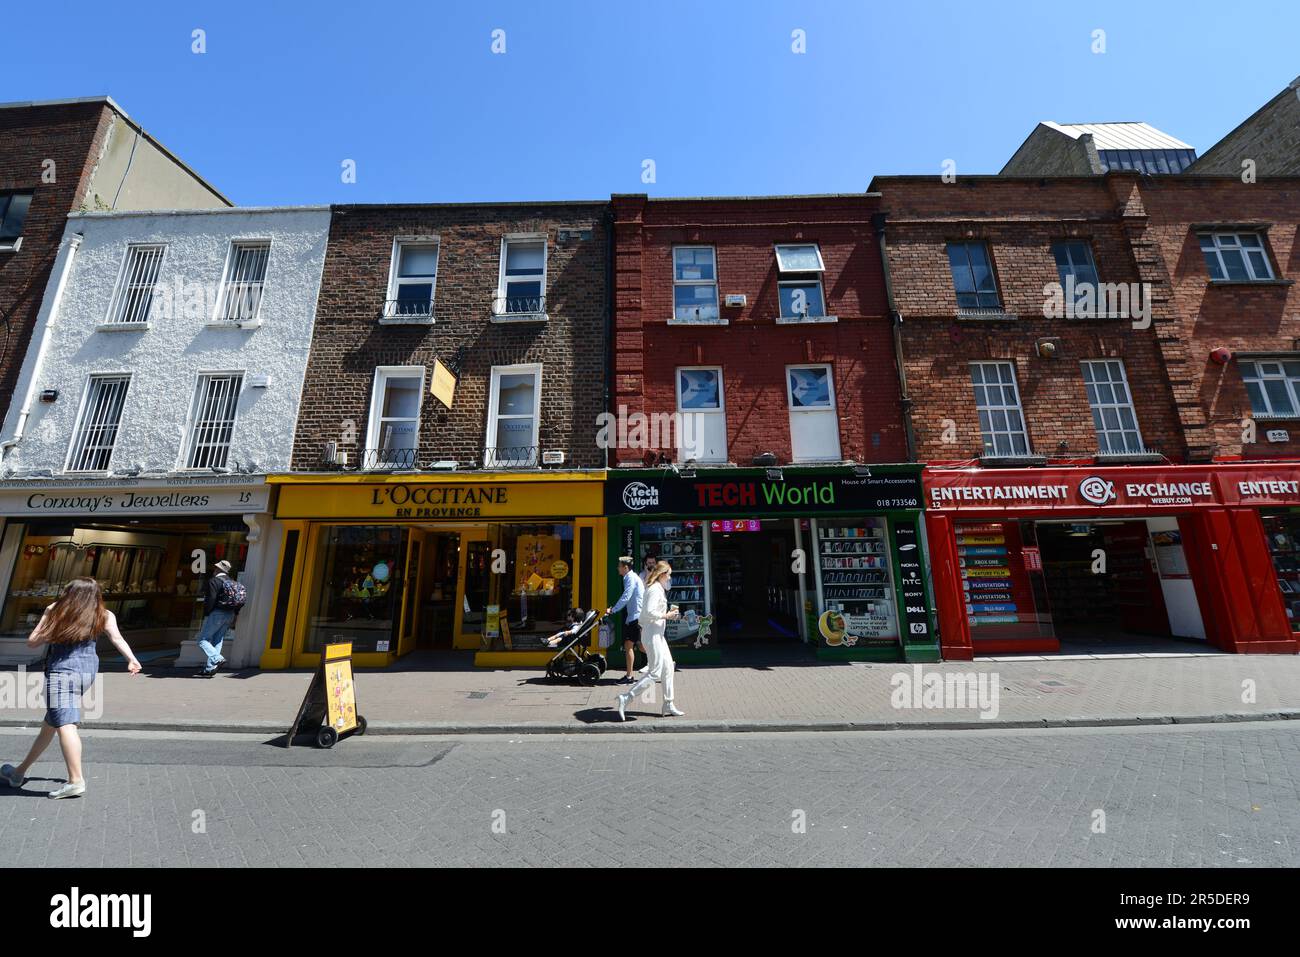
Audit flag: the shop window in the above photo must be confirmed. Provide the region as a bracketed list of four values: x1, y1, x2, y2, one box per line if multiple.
[812, 518, 898, 648]
[1199, 231, 1274, 281]
[970, 362, 1030, 458]
[496, 236, 546, 316]
[1263, 513, 1300, 631]
[106, 244, 167, 325]
[185, 373, 243, 470]
[215, 241, 270, 322]
[1240, 360, 1300, 419]
[786, 364, 841, 462]
[955, 520, 1054, 642]
[1, 519, 248, 655]
[672, 246, 719, 323]
[1081, 360, 1144, 454]
[306, 525, 409, 654]
[676, 366, 726, 463]
[384, 239, 439, 319]
[0, 191, 33, 250]
[366, 366, 425, 469]
[639, 521, 707, 645]
[485, 364, 540, 468]
[775, 243, 829, 322]
[947, 241, 1001, 314]
[66, 375, 131, 473]
[481, 523, 575, 650]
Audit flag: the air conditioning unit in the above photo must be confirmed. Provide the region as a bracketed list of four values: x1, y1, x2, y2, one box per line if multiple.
[541, 450, 565, 466]
[724, 294, 747, 308]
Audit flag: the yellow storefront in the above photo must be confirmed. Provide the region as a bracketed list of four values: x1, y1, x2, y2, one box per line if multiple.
[259, 473, 606, 669]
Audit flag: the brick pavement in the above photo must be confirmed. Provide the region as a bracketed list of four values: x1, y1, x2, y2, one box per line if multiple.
[0, 651, 1296, 734]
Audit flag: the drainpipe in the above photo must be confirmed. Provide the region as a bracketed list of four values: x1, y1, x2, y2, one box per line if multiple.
[602, 205, 614, 471]
[871, 212, 917, 462]
[0, 231, 83, 460]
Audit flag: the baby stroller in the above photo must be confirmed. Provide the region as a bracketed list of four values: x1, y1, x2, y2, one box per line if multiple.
[544, 609, 608, 686]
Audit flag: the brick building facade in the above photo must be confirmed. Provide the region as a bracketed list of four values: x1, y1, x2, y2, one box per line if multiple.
[0, 98, 227, 426]
[610, 193, 906, 467]
[290, 202, 609, 471]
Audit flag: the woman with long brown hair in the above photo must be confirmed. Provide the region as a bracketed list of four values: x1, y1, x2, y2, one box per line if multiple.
[1, 578, 141, 798]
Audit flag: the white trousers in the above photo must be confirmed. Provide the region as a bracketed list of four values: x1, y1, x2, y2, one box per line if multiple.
[628, 631, 675, 703]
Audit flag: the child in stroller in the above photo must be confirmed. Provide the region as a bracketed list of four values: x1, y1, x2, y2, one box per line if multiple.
[544, 607, 587, 648]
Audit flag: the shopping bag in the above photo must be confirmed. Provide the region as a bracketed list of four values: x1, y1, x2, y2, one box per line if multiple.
[598, 619, 614, 649]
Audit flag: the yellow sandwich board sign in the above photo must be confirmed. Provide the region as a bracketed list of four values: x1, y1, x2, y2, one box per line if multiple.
[284, 640, 367, 748]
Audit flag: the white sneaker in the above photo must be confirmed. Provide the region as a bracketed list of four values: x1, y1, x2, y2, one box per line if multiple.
[616, 693, 630, 722]
[48, 781, 85, 800]
[662, 702, 685, 717]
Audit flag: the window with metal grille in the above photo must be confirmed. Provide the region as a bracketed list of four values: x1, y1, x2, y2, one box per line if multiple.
[498, 238, 546, 315]
[970, 362, 1029, 457]
[1240, 360, 1300, 418]
[1081, 360, 1144, 453]
[186, 374, 243, 469]
[217, 242, 270, 321]
[947, 242, 1001, 312]
[1199, 232, 1275, 281]
[385, 240, 438, 318]
[107, 244, 166, 324]
[67, 376, 131, 472]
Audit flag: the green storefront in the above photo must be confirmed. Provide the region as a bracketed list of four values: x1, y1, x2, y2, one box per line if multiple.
[605, 465, 938, 663]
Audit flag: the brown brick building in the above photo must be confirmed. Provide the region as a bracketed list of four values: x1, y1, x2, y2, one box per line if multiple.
[290, 202, 609, 471]
[0, 97, 228, 424]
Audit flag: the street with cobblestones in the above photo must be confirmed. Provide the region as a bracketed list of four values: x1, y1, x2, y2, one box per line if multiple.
[1, 722, 1295, 867]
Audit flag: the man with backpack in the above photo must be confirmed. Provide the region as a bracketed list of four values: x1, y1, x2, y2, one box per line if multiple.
[196, 559, 246, 677]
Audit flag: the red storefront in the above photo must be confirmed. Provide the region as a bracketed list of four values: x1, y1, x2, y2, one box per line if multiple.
[924, 464, 1300, 659]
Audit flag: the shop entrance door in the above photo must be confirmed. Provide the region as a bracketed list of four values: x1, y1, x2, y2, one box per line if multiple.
[413, 531, 463, 650]
[1033, 520, 1175, 647]
[710, 520, 800, 641]
[455, 529, 492, 650]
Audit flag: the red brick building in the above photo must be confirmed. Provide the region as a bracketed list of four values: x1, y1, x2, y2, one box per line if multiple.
[870, 172, 1300, 659]
[0, 97, 228, 425]
[610, 193, 906, 467]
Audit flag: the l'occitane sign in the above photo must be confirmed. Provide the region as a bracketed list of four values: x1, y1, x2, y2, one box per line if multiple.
[277, 481, 602, 519]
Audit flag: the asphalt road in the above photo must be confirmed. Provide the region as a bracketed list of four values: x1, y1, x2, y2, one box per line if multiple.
[0, 722, 1296, 867]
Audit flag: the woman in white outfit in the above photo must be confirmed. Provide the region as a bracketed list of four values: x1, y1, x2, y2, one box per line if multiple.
[617, 561, 685, 719]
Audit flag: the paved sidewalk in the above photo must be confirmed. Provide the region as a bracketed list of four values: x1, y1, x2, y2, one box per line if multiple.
[1, 653, 1297, 734]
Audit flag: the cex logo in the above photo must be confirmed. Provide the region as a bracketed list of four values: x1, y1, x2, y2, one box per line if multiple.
[1078, 476, 1117, 505]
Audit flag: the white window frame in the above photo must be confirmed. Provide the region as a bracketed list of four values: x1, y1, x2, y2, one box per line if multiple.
[65, 374, 132, 473]
[495, 234, 548, 319]
[676, 365, 727, 464]
[1199, 231, 1275, 281]
[485, 363, 542, 467]
[1240, 359, 1300, 419]
[970, 361, 1031, 458]
[1080, 360, 1145, 454]
[213, 240, 272, 325]
[785, 363, 841, 463]
[104, 244, 167, 326]
[366, 366, 426, 469]
[182, 372, 245, 470]
[670, 245, 721, 324]
[383, 236, 440, 322]
[774, 243, 832, 323]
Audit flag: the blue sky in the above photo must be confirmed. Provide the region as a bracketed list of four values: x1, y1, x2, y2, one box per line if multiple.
[6, 1, 1297, 204]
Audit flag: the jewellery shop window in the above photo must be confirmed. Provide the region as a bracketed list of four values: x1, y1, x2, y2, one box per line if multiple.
[1262, 511, 1300, 632]
[307, 525, 409, 654]
[813, 517, 897, 649]
[1, 520, 248, 651]
[483, 523, 574, 651]
[639, 520, 710, 647]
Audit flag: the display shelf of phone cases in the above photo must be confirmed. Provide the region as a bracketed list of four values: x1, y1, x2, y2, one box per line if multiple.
[814, 519, 901, 661]
[638, 520, 720, 662]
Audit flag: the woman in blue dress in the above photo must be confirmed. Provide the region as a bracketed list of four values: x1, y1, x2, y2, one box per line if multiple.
[1, 578, 142, 798]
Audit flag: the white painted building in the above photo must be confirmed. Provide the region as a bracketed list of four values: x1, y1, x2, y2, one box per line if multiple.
[0, 207, 330, 668]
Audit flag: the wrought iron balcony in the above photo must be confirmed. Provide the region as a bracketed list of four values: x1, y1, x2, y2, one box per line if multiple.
[490, 294, 547, 319]
[482, 445, 540, 469]
[381, 298, 436, 323]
